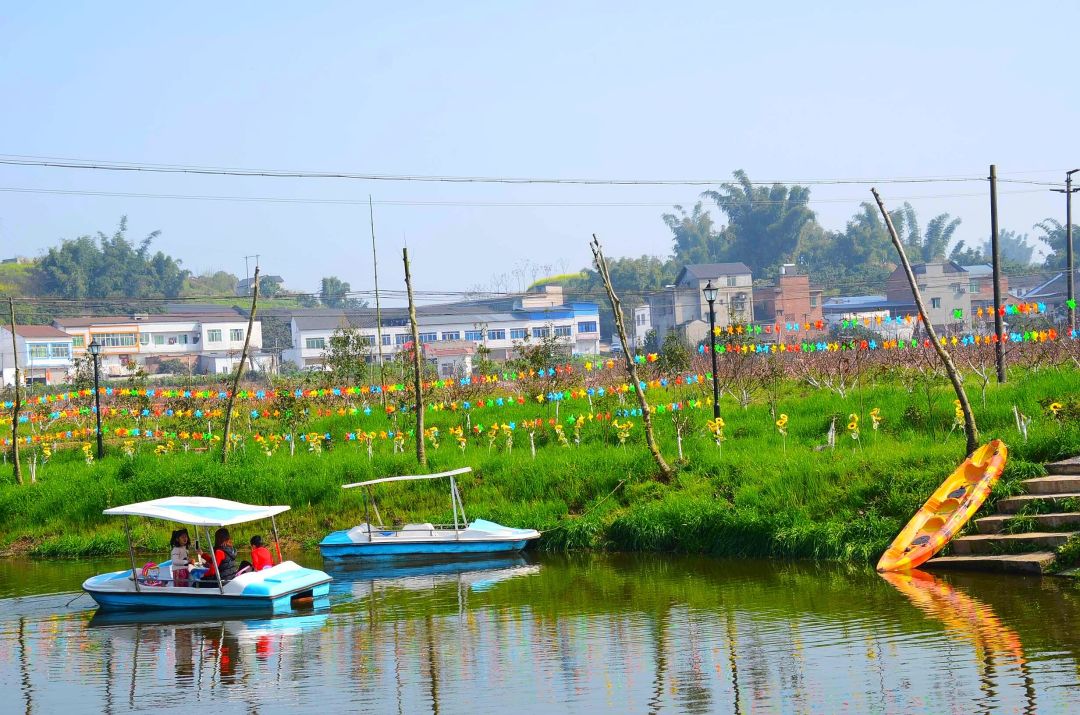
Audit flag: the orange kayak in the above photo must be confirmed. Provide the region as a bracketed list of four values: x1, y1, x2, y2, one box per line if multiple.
[876, 440, 1008, 572]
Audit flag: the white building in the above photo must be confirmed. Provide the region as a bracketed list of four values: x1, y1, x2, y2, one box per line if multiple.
[280, 286, 602, 371]
[1, 325, 75, 386]
[633, 304, 652, 350]
[647, 263, 755, 346]
[53, 311, 268, 376]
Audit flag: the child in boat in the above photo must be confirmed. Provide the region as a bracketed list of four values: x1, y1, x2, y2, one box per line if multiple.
[250, 535, 274, 571]
[170, 529, 191, 587]
[213, 527, 253, 582]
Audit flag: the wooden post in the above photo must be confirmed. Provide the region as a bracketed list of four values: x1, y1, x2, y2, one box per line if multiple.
[590, 234, 673, 480]
[872, 189, 979, 455]
[989, 165, 1006, 383]
[370, 196, 387, 407]
[403, 247, 426, 467]
[8, 298, 21, 484]
[221, 266, 260, 463]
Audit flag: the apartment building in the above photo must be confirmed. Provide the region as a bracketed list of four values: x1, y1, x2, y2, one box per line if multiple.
[0, 325, 75, 386]
[280, 285, 601, 372]
[752, 264, 824, 326]
[885, 262, 1007, 330]
[647, 263, 754, 346]
[53, 311, 268, 376]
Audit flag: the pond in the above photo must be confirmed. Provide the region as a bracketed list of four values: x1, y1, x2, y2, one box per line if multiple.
[1, 553, 1078, 713]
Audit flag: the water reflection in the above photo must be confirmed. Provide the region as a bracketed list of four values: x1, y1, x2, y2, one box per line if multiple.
[1, 554, 1078, 714]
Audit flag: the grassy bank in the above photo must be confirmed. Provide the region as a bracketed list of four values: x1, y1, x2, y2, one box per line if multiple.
[2, 365, 1078, 563]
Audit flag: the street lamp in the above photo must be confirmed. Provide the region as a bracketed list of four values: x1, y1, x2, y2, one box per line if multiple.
[703, 281, 720, 419]
[88, 339, 104, 460]
[1052, 169, 1079, 337]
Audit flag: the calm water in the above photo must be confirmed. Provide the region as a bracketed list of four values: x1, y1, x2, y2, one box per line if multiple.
[1, 553, 1078, 714]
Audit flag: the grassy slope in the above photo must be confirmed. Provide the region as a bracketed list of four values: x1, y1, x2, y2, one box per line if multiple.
[2, 366, 1078, 561]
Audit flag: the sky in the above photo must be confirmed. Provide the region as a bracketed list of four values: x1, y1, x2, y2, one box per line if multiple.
[1, 1, 1077, 304]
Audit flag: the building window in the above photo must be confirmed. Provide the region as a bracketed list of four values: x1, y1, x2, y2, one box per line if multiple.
[465, 330, 484, 341]
[554, 325, 572, 337]
[726, 275, 737, 287]
[578, 321, 598, 333]
[71, 335, 85, 348]
[179, 334, 188, 344]
[207, 329, 222, 343]
[50, 343, 70, 358]
[153, 334, 165, 345]
[359, 334, 376, 346]
[488, 329, 507, 341]
[230, 328, 243, 341]
[395, 334, 409, 346]
[810, 296, 818, 308]
[382, 334, 391, 346]
[100, 333, 137, 347]
[441, 331, 460, 341]
[510, 328, 527, 340]
[139, 333, 150, 345]
[969, 282, 979, 294]
[419, 332, 438, 344]
[532, 327, 550, 339]
[305, 337, 325, 349]
[931, 298, 942, 309]
[29, 344, 48, 359]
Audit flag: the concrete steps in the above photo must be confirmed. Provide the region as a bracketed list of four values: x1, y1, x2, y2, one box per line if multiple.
[975, 512, 1080, 534]
[994, 492, 1080, 514]
[1046, 457, 1080, 475]
[949, 531, 1075, 555]
[923, 552, 1056, 575]
[923, 459, 1080, 575]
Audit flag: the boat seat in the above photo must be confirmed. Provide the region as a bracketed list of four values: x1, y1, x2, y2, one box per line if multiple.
[401, 523, 436, 534]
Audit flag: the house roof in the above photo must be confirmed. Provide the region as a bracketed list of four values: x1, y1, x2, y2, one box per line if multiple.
[54, 312, 248, 328]
[7, 325, 72, 339]
[1024, 269, 1080, 299]
[959, 264, 994, 276]
[678, 263, 752, 282]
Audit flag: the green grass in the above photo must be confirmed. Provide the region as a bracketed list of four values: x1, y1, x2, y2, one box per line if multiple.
[3, 364, 1079, 563]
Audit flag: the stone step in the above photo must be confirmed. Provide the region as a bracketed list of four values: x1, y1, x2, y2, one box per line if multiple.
[995, 492, 1080, 514]
[948, 531, 1075, 555]
[1046, 457, 1080, 476]
[923, 552, 1057, 575]
[976, 512, 1080, 534]
[1023, 475, 1080, 495]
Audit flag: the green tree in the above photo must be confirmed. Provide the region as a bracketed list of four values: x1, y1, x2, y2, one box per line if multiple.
[182, 270, 239, 296]
[663, 202, 721, 265]
[657, 331, 691, 373]
[890, 203, 961, 262]
[701, 170, 817, 276]
[319, 276, 368, 308]
[259, 275, 284, 297]
[324, 326, 370, 384]
[797, 202, 895, 288]
[35, 217, 189, 300]
[1034, 218, 1079, 269]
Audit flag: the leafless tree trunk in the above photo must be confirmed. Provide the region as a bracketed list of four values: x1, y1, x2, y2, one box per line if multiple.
[221, 267, 260, 463]
[590, 234, 672, 480]
[403, 248, 426, 467]
[8, 298, 21, 484]
[872, 189, 978, 455]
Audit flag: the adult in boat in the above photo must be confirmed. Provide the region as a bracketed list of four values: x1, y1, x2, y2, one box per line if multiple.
[213, 527, 252, 581]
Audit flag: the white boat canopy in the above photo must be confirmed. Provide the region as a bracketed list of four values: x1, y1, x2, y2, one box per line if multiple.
[342, 467, 472, 490]
[102, 496, 291, 526]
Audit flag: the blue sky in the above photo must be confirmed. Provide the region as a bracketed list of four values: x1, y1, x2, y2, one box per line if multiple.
[1, 2, 1076, 301]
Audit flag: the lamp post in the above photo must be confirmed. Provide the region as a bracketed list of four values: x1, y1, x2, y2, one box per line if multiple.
[703, 281, 720, 419]
[1052, 169, 1079, 337]
[88, 339, 104, 460]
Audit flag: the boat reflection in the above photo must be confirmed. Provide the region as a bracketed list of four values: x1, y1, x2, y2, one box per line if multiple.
[879, 569, 1036, 713]
[327, 554, 542, 600]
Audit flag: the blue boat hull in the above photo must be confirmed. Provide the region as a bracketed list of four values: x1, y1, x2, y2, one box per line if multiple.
[85, 584, 330, 612]
[319, 538, 531, 560]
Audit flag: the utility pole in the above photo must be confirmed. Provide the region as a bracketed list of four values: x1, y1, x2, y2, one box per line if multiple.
[1051, 170, 1079, 337]
[369, 196, 386, 406]
[989, 165, 1006, 383]
[221, 266, 260, 463]
[8, 298, 21, 484]
[402, 247, 426, 467]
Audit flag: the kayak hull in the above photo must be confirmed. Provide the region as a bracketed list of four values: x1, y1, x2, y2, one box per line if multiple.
[876, 440, 1008, 572]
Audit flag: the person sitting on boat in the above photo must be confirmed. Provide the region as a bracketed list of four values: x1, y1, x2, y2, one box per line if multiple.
[249, 535, 274, 571]
[213, 527, 252, 582]
[169, 529, 191, 587]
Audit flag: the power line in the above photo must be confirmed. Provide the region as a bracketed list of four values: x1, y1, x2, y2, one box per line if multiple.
[0, 154, 1011, 186]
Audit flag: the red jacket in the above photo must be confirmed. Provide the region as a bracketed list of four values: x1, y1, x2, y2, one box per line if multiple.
[251, 545, 274, 571]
